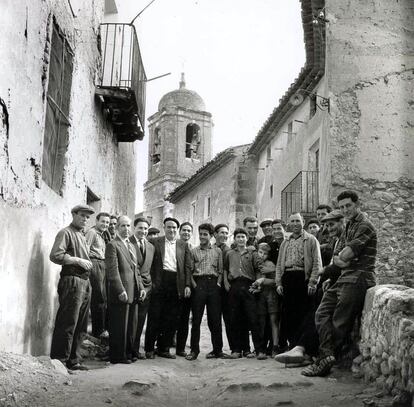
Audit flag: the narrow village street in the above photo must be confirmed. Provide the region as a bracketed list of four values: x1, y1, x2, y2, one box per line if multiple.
[1, 316, 395, 407]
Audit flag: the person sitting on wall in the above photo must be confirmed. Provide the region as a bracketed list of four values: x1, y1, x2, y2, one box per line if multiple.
[49, 204, 95, 371]
[302, 191, 377, 377]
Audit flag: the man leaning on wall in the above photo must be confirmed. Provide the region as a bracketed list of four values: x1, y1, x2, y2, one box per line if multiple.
[49, 204, 95, 371]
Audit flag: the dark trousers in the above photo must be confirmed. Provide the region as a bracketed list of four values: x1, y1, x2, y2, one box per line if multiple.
[132, 295, 150, 354]
[296, 293, 320, 356]
[221, 286, 234, 351]
[315, 276, 368, 357]
[89, 259, 107, 337]
[281, 270, 310, 348]
[145, 271, 181, 352]
[176, 297, 191, 353]
[228, 278, 264, 353]
[50, 276, 91, 366]
[190, 276, 223, 355]
[108, 301, 138, 362]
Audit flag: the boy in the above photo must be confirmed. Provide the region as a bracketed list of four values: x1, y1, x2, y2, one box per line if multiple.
[250, 243, 280, 357]
[224, 228, 266, 360]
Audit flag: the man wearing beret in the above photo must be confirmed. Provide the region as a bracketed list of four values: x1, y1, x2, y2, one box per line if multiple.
[258, 218, 274, 245]
[50, 204, 95, 370]
[144, 217, 191, 359]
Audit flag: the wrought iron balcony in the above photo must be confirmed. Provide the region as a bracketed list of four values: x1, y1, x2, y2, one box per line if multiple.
[281, 170, 319, 222]
[95, 23, 146, 142]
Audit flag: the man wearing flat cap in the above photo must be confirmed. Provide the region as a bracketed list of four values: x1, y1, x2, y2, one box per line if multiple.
[258, 218, 274, 244]
[144, 217, 191, 359]
[49, 204, 95, 370]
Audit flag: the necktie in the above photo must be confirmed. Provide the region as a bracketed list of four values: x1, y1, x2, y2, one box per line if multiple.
[139, 240, 145, 257]
[126, 239, 137, 269]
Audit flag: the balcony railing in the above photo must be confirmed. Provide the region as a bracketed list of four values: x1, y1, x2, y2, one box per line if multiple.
[95, 23, 146, 142]
[281, 171, 319, 223]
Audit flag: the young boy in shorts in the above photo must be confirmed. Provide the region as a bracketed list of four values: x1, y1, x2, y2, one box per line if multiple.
[250, 242, 280, 357]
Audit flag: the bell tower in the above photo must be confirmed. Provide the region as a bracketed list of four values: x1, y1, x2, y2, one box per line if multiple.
[143, 74, 213, 228]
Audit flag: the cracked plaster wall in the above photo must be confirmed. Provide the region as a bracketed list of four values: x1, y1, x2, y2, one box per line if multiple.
[0, 0, 137, 354]
[326, 0, 414, 286]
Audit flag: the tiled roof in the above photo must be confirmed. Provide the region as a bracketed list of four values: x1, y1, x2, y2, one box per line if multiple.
[248, 0, 325, 155]
[167, 144, 251, 203]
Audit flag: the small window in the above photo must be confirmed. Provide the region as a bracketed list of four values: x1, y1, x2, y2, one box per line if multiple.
[287, 121, 293, 143]
[42, 20, 74, 194]
[190, 200, 196, 224]
[204, 195, 211, 219]
[270, 184, 273, 199]
[315, 149, 320, 172]
[266, 145, 272, 161]
[152, 127, 161, 164]
[309, 94, 317, 119]
[186, 123, 201, 159]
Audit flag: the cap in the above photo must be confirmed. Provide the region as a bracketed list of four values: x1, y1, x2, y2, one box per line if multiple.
[321, 210, 344, 222]
[148, 227, 160, 235]
[71, 204, 95, 215]
[163, 217, 180, 228]
[260, 218, 273, 227]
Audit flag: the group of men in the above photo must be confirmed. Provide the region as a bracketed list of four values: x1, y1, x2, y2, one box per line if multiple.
[49, 189, 377, 378]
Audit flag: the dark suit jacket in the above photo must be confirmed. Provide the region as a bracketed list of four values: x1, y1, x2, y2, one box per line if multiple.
[105, 236, 144, 304]
[129, 235, 154, 294]
[150, 236, 191, 298]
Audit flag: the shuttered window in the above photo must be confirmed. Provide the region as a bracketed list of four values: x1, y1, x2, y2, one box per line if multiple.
[42, 21, 73, 194]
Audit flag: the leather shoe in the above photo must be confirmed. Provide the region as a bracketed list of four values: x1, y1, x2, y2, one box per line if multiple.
[230, 352, 242, 359]
[145, 351, 155, 359]
[185, 352, 198, 361]
[205, 351, 217, 359]
[136, 352, 146, 360]
[176, 351, 187, 357]
[110, 359, 132, 364]
[67, 363, 88, 371]
[158, 351, 176, 359]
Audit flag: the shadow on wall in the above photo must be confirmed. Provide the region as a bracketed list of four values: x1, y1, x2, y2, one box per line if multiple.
[23, 231, 55, 356]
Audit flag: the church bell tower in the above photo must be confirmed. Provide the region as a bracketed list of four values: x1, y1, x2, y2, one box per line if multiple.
[143, 74, 213, 228]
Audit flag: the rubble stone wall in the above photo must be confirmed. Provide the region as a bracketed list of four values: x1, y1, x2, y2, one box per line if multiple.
[326, 0, 414, 286]
[354, 285, 414, 399]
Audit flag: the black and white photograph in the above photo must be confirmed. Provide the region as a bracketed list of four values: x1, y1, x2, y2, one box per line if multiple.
[0, 0, 413, 406]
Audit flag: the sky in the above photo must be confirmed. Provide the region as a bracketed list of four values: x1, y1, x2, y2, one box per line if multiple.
[107, 0, 305, 211]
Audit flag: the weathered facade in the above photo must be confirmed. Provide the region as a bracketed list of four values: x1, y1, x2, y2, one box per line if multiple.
[143, 75, 213, 229]
[249, 0, 414, 286]
[167, 144, 255, 246]
[0, 0, 144, 354]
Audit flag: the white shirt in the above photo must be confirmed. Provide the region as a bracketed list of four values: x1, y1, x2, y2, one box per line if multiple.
[163, 238, 177, 272]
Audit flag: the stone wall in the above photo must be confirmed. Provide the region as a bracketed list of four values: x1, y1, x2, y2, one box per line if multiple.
[326, 0, 414, 286]
[353, 285, 414, 402]
[0, 0, 138, 354]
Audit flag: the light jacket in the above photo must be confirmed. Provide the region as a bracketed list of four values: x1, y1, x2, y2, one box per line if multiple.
[275, 230, 322, 288]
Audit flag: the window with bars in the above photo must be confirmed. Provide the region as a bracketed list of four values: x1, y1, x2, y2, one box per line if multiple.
[42, 20, 74, 194]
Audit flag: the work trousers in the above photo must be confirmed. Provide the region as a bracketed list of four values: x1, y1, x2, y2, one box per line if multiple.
[190, 276, 223, 355]
[89, 258, 107, 337]
[50, 275, 91, 366]
[108, 301, 138, 362]
[145, 271, 181, 352]
[228, 278, 264, 353]
[315, 276, 369, 357]
[176, 297, 191, 353]
[280, 269, 310, 348]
